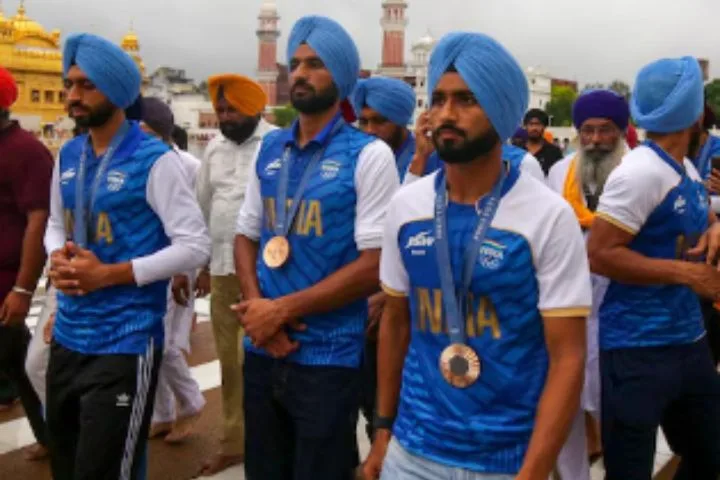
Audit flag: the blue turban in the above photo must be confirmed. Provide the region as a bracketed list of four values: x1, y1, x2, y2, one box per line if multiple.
[428, 32, 528, 142]
[630, 56, 703, 133]
[573, 89, 629, 130]
[287, 16, 360, 100]
[351, 77, 416, 127]
[63, 33, 142, 109]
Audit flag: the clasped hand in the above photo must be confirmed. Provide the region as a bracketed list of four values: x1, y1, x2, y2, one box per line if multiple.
[232, 298, 306, 356]
[49, 242, 108, 296]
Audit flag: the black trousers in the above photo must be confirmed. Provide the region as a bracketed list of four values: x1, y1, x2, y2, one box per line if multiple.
[360, 336, 377, 442]
[0, 324, 47, 446]
[699, 297, 720, 366]
[46, 341, 161, 480]
[243, 352, 361, 480]
[601, 338, 720, 480]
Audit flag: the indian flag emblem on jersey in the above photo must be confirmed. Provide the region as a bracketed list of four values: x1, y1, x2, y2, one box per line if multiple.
[479, 240, 506, 270]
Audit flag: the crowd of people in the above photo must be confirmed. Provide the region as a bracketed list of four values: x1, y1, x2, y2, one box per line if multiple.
[0, 12, 719, 480]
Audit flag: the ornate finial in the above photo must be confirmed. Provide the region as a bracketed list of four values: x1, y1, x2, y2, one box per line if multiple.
[18, 0, 25, 15]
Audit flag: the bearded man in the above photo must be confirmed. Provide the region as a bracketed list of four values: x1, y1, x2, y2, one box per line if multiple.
[547, 89, 630, 480]
[195, 74, 277, 475]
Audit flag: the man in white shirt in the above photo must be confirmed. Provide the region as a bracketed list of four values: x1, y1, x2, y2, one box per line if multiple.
[195, 74, 276, 475]
[547, 89, 630, 480]
[136, 97, 206, 444]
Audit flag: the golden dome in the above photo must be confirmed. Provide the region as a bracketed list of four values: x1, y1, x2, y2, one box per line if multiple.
[121, 28, 139, 52]
[11, 3, 48, 36]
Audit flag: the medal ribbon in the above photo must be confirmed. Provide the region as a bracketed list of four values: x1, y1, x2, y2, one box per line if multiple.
[73, 121, 130, 248]
[434, 164, 507, 345]
[274, 117, 344, 236]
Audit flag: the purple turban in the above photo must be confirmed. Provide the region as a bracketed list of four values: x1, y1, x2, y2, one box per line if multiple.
[512, 127, 528, 141]
[572, 89, 629, 130]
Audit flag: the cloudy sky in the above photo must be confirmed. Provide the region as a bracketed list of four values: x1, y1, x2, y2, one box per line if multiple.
[9, 0, 719, 87]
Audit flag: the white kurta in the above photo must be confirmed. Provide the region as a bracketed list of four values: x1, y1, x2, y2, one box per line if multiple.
[152, 148, 207, 424]
[163, 148, 202, 353]
[548, 155, 609, 480]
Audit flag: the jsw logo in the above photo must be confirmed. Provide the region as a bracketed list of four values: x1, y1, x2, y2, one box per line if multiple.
[674, 195, 686, 213]
[405, 230, 435, 249]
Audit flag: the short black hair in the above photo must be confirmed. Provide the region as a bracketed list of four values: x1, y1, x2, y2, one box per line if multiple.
[172, 125, 188, 151]
[524, 108, 549, 127]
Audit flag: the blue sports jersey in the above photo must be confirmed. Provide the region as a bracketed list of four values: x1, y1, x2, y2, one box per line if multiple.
[395, 134, 415, 182]
[56, 122, 170, 355]
[597, 145, 708, 350]
[693, 134, 720, 181]
[379, 165, 592, 473]
[248, 114, 376, 368]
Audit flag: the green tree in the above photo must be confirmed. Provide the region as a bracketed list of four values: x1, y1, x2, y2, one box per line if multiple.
[546, 86, 578, 127]
[272, 104, 298, 127]
[705, 79, 720, 121]
[608, 80, 631, 100]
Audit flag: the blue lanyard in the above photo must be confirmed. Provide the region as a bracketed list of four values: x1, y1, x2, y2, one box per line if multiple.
[433, 164, 507, 344]
[274, 117, 344, 236]
[644, 140, 685, 177]
[73, 121, 130, 248]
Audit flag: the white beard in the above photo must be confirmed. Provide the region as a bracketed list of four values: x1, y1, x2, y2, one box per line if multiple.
[577, 141, 626, 194]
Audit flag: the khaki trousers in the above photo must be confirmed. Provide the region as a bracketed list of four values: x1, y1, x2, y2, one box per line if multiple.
[210, 275, 244, 455]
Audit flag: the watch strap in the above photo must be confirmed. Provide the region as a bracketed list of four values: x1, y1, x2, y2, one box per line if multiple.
[372, 414, 395, 431]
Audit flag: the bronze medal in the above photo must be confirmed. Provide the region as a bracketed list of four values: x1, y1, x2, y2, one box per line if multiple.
[263, 236, 290, 269]
[439, 343, 481, 388]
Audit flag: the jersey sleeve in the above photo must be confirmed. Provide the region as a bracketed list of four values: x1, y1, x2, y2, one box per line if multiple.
[354, 140, 400, 250]
[235, 145, 264, 242]
[595, 160, 658, 234]
[521, 153, 546, 183]
[536, 203, 592, 317]
[379, 194, 409, 297]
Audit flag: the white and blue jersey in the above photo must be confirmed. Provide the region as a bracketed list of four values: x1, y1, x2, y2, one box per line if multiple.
[379, 164, 592, 474]
[597, 144, 710, 350]
[236, 114, 399, 368]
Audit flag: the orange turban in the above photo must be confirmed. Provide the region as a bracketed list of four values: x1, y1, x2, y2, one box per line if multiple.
[208, 74, 267, 117]
[0, 67, 18, 110]
[544, 129, 554, 143]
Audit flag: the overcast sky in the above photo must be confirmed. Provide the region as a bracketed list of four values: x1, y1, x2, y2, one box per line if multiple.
[9, 0, 720, 87]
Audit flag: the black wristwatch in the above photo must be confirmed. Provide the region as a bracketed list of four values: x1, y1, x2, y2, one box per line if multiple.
[372, 413, 395, 431]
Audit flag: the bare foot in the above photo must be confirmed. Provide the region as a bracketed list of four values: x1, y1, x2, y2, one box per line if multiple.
[23, 443, 48, 461]
[149, 421, 173, 439]
[165, 411, 202, 444]
[198, 453, 244, 476]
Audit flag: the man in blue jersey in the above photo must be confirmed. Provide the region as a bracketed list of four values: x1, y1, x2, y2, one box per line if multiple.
[44, 34, 210, 480]
[363, 32, 591, 480]
[691, 102, 720, 366]
[351, 75, 416, 442]
[352, 77, 417, 182]
[587, 57, 720, 479]
[234, 15, 399, 480]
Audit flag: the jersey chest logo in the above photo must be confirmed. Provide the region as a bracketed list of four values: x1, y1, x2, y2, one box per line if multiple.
[478, 240, 506, 270]
[107, 170, 126, 192]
